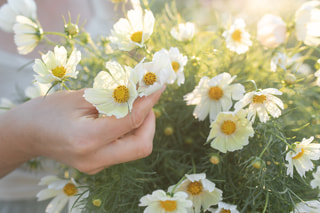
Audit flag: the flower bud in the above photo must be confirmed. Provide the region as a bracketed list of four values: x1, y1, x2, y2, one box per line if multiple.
[284, 73, 296, 85]
[164, 126, 174, 136]
[153, 108, 162, 118]
[184, 137, 193, 145]
[210, 154, 220, 165]
[92, 199, 102, 207]
[64, 23, 79, 37]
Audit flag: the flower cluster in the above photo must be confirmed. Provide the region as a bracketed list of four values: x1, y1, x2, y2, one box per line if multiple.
[1, 0, 320, 212]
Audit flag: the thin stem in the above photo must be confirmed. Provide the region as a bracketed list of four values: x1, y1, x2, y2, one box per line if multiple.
[262, 192, 269, 213]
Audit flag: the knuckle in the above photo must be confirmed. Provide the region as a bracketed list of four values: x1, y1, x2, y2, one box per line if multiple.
[138, 140, 153, 158]
[130, 110, 145, 129]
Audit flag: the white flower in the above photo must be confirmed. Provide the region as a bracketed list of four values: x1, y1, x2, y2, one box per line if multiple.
[184, 73, 245, 121]
[109, 8, 155, 51]
[33, 46, 81, 84]
[207, 110, 254, 153]
[234, 88, 284, 123]
[84, 61, 138, 118]
[25, 82, 54, 99]
[153, 47, 188, 86]
[270, 52, 289, 72]
[257, 14, 286, 49]
[222, 18, 252, 54]
[0, 0, 37, 32]
[36, 175, 87, 213]
[290, 200, 320, 213]
[13, 16, 42, 55]
[311, 166, 320, 189]
[285, 136, 320, 178]
[295, 1, 320, 46]
[0, 98, 15, 114]
[135, 57, 171, 97]
[170, 22, 195, 42]
[139, 189, 193, 213]
[207, 202, 239, 213]
[172, 173, 222, 213]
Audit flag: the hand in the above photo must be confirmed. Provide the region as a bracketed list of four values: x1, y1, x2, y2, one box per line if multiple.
[0, 87, 164, 177]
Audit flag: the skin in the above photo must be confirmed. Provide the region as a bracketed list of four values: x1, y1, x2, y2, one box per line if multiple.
[0, 87, 164, 177]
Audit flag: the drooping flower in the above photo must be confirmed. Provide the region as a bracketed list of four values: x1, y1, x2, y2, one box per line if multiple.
[285, 136, 320, 178]
[13, 15, 42, 55]
[25, 81, 54, 99]
[153, 47, 188, 86]
[139, 189, 193, 213]
[208, 202, 240, 213]
[170, 22, 195, 42]
[290, 200, 320, 213]
[257, 14, 287, 49]
[0, 98, 15, 114]
[184, 73, 245, 121]
[295, 1, 320, 46]
[172, 173, 222, 213]
[222, 18, 252, 54]
[310, 166, 320, 189]
[270, 52, 288, 72]
[207, 110, 254, 153]
[234, 88, 284, 123]
[84, 61, 138, 118]
[36, 175, 87, 213]
[109, 8, 155, 51]
[33, 46, 81, 84]
[0, 0, 37, 32]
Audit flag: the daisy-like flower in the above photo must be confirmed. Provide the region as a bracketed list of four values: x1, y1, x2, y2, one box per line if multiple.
[36, 175, 87, 213]
[139, 189, 193, 213]
[13, 15, 42, 55]
[84, 61, 138, 118]
[234, 88, 284, 123]
[109, 8, 155, 51]
[0, 98, 15, 114]
[290, 200, 320, 213]
[184, 73, 245, 121]
[270, 52, 288, 72]
[295, 1, 320, 46]
[25, 81, 54, 99]
[135, 56, 171, 97]
[207, 110, 254, 153]
[310, 166, 320, 189]
[0, 0, 37, 32]
[172, 173, 223, 213]
[170, 22, 195, 42]
[222, 18, 252, 54]
[153, 47, 188, 86]
[285, 136, 320, 178]
[33, 46, 81, 84]
[208, 202, 239, 213]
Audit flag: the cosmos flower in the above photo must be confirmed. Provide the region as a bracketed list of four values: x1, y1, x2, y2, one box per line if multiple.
[109, 8, 155, 51]
[234, 88, 284, 123]
[207, 110, 254, 153]
[310, 166, 320, 189]
[222, 18, 252, 54]
[184, 73, 245, 121]
[290, 200, 320, 213]
[285, 136, 320, 178]
[170, 22, 195, 42]
[270, 52, 288, 72]
[0, 98, 15, 114]
[25, 81, 54, 99]
[208, 202, 240, 213]
[84, 61, 138, 118]
[139, 189, 193, 213]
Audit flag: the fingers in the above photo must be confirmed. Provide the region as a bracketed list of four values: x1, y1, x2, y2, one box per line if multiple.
[76, 110, 156, 174]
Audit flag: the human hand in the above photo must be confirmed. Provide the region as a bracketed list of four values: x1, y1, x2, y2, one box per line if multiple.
[0, 87, 164, 176]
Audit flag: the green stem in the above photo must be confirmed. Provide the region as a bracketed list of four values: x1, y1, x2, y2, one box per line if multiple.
[259, 137, 272, 158]
[262, 192, 269, 213]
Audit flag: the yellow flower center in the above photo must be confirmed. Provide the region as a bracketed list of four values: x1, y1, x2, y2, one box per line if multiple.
[232, 29, 242, 42]
[187, 181, 203, 195]
[160, 200, 177, 211]
[292, 148, 305, 160]
[208, 86, 224, 100]
[113, 85, 129, 103]
[221, 120, 236, 135]
[143, 72, 157, 85]
[52, 66, 67, 78]
[63, 183, 77, 196]
[252, 95, 267, 104]
[220, 209, 231, 213]
[171, 61, 180, 72]
[131, 31, 143, 43]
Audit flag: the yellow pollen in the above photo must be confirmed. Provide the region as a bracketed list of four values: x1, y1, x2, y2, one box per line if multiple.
[113, 85, 129, 103]
[292, 148, 305, 160]
[252, 95, 267, 104]
[143, 72, 157, 85]
[171, 61, 180, 72]
[131, 31, 143, 43]
[208, 86, 224, 100]
[52, 66, 67, 78]
[220, 209, 231, 213]
[221, 120, 236, 135]
[63, 183, 77, 196]
[187, 181, 203, 195]
[160, 200, 177, 211]
[232, 29, 242, 42]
